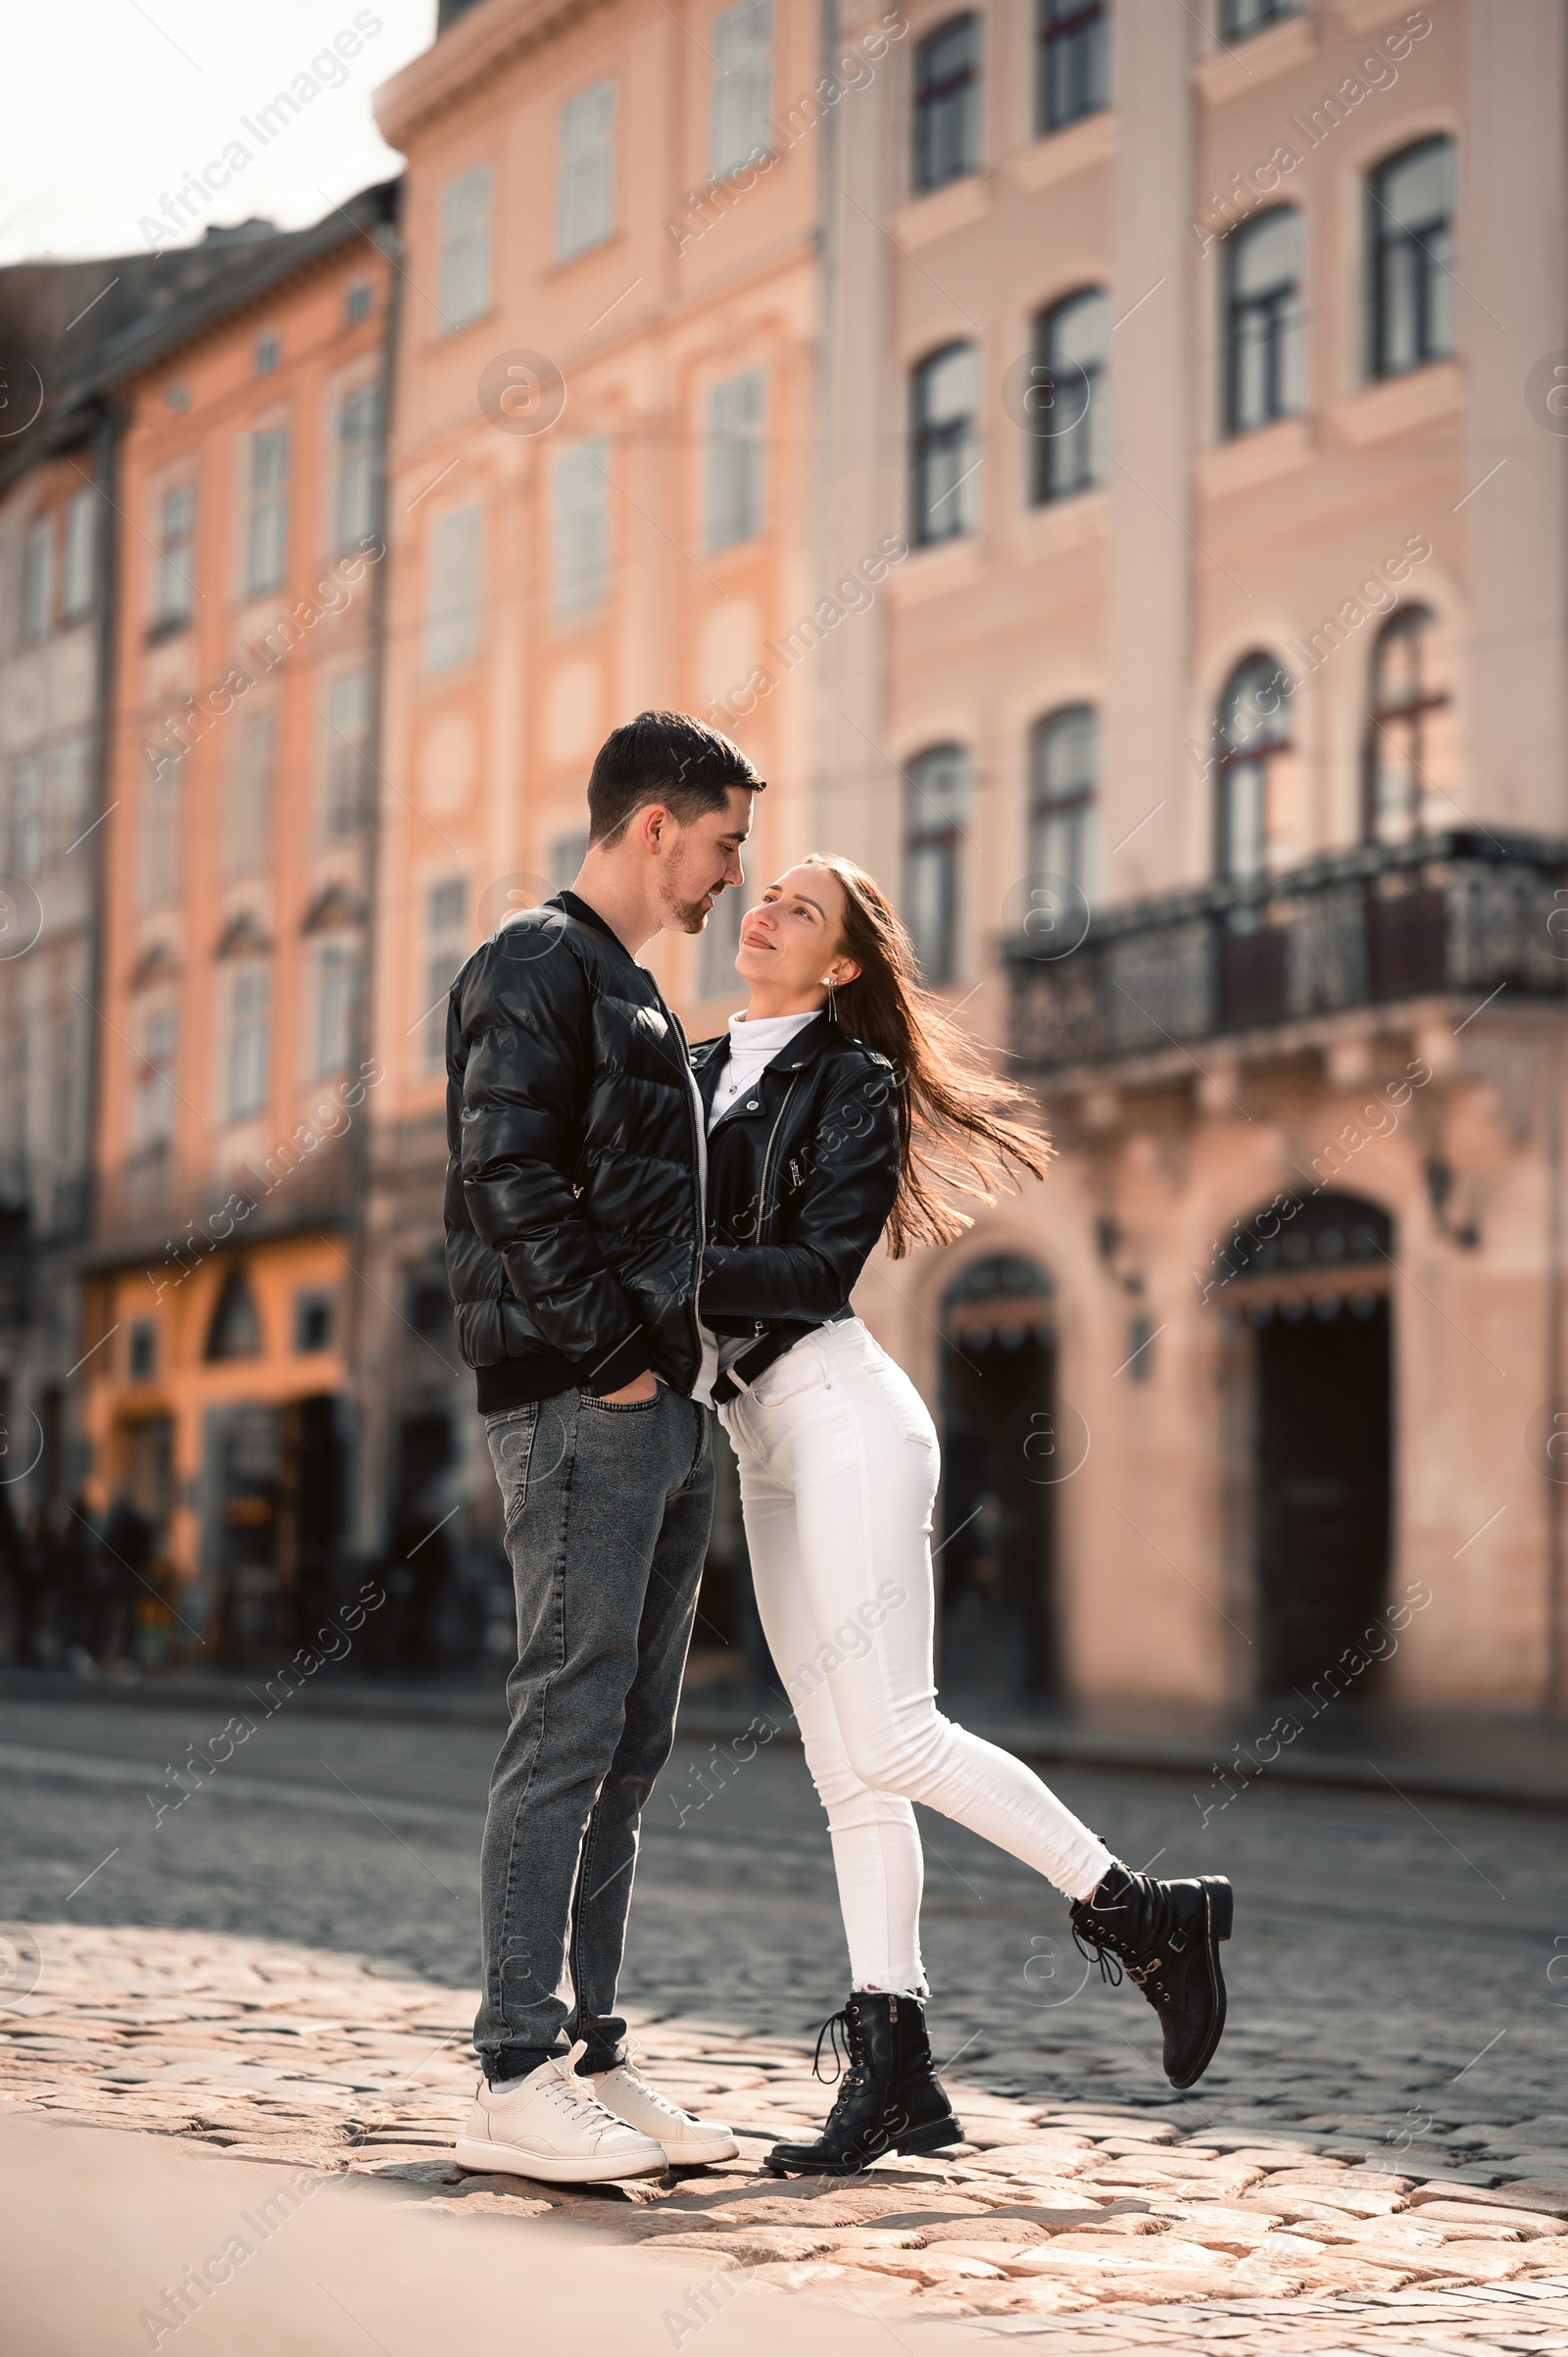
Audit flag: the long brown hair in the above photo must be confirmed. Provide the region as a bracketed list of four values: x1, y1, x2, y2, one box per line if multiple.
[806, 854, 1052, 1259]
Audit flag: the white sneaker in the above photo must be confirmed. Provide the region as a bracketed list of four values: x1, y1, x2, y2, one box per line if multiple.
[455, 2042, 667, 2184]
[590, 2056, 740, 2166]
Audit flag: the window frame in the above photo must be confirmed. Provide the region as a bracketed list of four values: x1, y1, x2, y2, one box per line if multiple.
[1224, 205, 1304, 437]
[910, 342, 980, 548]
[1037, 0, 1107, 138]
[551, 438, 612, 621]
[21, 516, 54, 643]
[1213, 653, 1294, 882]
[710, 0, 774, 181]
[1219, 0, 1302, 38]
[1363, 604, 1450, 845]
[557, 79, 616, 260]
[334, 380, 381, 554]
[1369, 135, 1456, 381]
[153, 480, 197, 631]
[438, 163, 494, 334]
[223, 960, 272, 1126]
[424, 504, 483, 674]
[704, 368, 766, 551]
[913, 14, 981, 195]
[1029, 705, 1099, 903]
[1031, 287, 1108, 503]
[245, 424, 291, 600]
[903, 744, 971, 987]
[62, 488, 95, 621]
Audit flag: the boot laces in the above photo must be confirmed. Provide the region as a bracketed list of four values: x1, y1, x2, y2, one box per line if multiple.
[811, 2006, 868, 2087]
[1071, 1921, 1127, 1989]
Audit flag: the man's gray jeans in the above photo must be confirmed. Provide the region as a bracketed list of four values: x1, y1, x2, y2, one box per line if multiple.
[473, 1380, 712, 2079]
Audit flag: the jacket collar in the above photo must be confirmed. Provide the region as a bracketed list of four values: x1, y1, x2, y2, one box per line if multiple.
[548, 889, 636, 963]
[692, 1009, 844, 1113]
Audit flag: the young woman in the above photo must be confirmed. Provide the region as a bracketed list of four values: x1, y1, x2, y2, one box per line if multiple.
[691, 856, 1234, 2178]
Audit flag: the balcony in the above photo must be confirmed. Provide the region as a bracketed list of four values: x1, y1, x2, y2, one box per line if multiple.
[89, 1131, 362, 1271]
[1007, 830, 1568, 1077]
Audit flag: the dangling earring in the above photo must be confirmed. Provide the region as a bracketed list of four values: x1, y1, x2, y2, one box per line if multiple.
[822, 976, 837, 1023]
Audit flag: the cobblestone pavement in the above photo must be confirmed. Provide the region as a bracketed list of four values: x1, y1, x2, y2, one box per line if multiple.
[6, 1697, 1568, 2348]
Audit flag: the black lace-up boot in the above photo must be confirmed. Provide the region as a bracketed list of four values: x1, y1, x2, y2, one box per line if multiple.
[765, 1993, 963, 2177]
[1070, 1862, 1234, 2089]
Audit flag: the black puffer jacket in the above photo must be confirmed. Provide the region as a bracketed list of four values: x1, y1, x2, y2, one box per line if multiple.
[692, 1012, 902, 1400]
[445, 891, 704, 1410]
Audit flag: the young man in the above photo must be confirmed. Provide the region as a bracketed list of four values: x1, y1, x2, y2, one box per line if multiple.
[447, 712, 761, 2184]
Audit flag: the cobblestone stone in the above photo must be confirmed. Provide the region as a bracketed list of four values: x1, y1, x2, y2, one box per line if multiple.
[5, 1922, 1568, 2351]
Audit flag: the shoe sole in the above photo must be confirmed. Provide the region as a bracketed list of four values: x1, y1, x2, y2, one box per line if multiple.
[454, 2136, 665, 2184]
[657, 2136, 740, 2167]
[1167, 1875, 1232, 2091]
[764, 2115, 965, 2178]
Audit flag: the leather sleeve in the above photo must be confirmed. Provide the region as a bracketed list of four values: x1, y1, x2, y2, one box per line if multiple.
[700, 1060, 902, 1322]
[453, 937, 650, 1393]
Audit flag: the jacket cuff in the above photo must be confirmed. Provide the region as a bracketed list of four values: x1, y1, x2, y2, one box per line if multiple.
[579, 1330, 653, 1397]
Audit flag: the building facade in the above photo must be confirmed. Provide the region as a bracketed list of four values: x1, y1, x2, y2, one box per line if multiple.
[364, 0, 831, 1636]
[816, 0, 1568, 1714]
[78, 190, 398, 1659]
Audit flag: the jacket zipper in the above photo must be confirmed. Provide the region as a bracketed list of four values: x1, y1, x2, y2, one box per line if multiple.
[751, 1075, 803, 1331]
[669, 1008, 705, 1370]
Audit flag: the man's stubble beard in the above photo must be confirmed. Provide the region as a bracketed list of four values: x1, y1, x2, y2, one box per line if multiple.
[662, 878, 720, 934]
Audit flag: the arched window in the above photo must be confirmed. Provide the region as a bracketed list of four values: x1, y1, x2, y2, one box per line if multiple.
[1030, 706, 1098, 901]
[1031, 289, 1108, 502]
[905, 745, 970, 985]
[1365, 606, 1453, 844]
[1370, 137, 1454, 378]
[1225, 208, 1303, 435]
[911, 344, 980, 545]
[1215, 655, 1294, 880]
[913, 16, 980, 193]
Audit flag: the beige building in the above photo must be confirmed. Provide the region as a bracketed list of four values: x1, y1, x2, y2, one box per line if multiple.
[366, 0, 1568, 1716]
[817, 0, 1568, 1716]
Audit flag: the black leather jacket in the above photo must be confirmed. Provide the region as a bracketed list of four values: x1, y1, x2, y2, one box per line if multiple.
[692, 1012, 902, 1401]
[445, 891, 705, 1410]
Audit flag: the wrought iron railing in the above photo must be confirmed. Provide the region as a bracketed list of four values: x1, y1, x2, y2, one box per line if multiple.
[1006, 829, 1568, 1073]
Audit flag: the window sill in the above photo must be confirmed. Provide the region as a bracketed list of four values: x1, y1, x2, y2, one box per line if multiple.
[885, 534, 981, 608]
[1198, 415, 1315, 499]
[1007, 107, 1113, 194]
[1330, 361, 1463, 449]
[540, 228, 628, 281]
[1015, 487, 1108, 562]
[1195, 11, 1315, 106]
[429, 305, 499, 349]
[891, 172, 992, 251]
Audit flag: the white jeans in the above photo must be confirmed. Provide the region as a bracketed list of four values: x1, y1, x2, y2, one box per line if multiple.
[719, 1318, 1113, 1994]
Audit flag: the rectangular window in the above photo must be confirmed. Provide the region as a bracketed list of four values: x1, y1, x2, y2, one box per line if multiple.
[710, 0, 772, 179]
[1038, 0, 1107, 136]
[310, 939, 359, 1078]
[425, 505, 482, 672]
[225, 705, 275, 878]
[439, 165, 493, 331]
[335, 383, 381, 552]
[137, 749, 182, 911]
[131, 1007, 178, 1154]
[914, 16, 980, 192]
[1221, 0, 1301, 34]
[421, 876, 469, 1074]
[224, 963, 271, 1123]
[320, 670, 371, 838]
[246, 427, 290, 598]
[705, 370, 765, 550]
[550, 829, 589, 888]
[22, 517, 53, 642]
[46, 736, 92, 862]
[155, 483, 196, 627]
[698, 881, 744, 999]
[558, 81, 615, 260]
[52, 1011, 78, 1159]
[9, 759, 42, 880]
[62, 489, 95, 619]
[552, 440, 610, 620]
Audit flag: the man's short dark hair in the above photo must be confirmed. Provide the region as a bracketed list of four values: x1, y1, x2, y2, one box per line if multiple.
[587, 711, 763, 845]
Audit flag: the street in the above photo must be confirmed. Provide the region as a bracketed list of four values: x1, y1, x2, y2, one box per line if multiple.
[4, 1690, 1564, 2148]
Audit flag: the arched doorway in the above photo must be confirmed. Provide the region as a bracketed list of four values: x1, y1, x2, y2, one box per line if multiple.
[938, 1252, 1058, 1700]
[1215, 1193, 1394, 1693]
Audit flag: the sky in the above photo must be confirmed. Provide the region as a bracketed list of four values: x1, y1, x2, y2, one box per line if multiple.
[0, 0, 438, 268]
